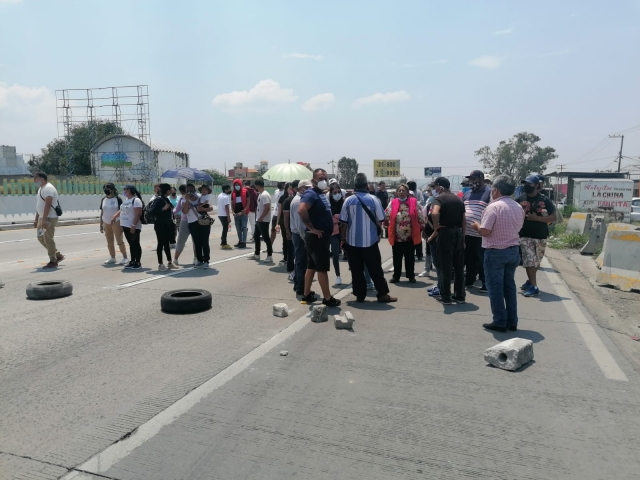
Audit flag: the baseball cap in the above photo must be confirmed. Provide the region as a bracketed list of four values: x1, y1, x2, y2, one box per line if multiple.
[427, 180, 437, 187]
[465, 170, 484, 179]
[434, 177, 450, 189]
[328, 178, 338, 185]
[537, 175, 545, 184]
[521, 174, 540, 185]
[484, 174, 493, 182]
[298, 180, 312, 188]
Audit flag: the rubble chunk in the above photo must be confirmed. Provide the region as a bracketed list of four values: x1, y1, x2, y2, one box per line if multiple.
[484, 338, 534, 371]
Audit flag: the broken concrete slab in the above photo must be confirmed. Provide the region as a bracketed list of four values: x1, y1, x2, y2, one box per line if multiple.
[273, 303, 289, 317]
[334, 311, 355, 330]
[484, 338, 534, 371]
[311, 305, 328, 323]
[279, 350, 289, 356]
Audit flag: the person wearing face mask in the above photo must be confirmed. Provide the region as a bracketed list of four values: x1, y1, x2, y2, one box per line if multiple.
[462, 170, 491, 292]
[407, 181, 423, 262]
[385, 184, 425, 283]
[281, 181, 298, 281]
[298, 168, 341, 307]
[99, 183, 128, 265]
[231, 179, 250, 248]
[32, 171, 65, 269]
[169, 187, 178, 247]
[275, 182, 291, 266]
[112, 185, 144, 269]
[288, 180, 310, 296]
[173, 184, 196, 266]
[328, 184, 345, 285]
[244, 179, 258, 242]
[470, 175, 525, 332]
[516, 174, 557, 297]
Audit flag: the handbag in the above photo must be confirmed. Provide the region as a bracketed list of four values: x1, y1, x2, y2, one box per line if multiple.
[355, 193, 383, 238]
[190, 203, 215, 226]
[40, 191, 63, 216]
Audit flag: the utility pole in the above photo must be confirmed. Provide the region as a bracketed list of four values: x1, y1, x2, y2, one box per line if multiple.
[609, 134, 624, 173]
[555, 164, 566, 204]
[328, 159, 337, 176]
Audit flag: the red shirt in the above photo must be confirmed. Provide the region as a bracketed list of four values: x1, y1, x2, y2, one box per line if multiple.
[480, 196, 525, 249]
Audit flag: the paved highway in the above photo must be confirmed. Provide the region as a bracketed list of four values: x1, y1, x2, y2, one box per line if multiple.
[1, 223, 639, 479]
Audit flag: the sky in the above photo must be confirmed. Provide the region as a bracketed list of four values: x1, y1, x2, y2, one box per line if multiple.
[1, 0, 640, 181]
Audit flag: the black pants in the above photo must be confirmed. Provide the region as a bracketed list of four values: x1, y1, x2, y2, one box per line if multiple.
[218, 216, 230, 245]
[154, 222, 173, 264]
[415, 240, 423, 259]
[286, 238, 295, 272]
[123, 228, 142, 264]
[170, 218, 177, 244]
[346, 243, 390, 300]
[255, 221, 272, 256]
[188, 222, 211, 263]
[392, 241, 416, 280]
[280, 224, 289, 261]
[464, 235, 485, 286]
[436, 227, 465, 301]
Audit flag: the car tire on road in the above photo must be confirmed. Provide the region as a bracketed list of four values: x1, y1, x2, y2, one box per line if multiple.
[26, 280, 73, 300]
[161, 289, 212, 314]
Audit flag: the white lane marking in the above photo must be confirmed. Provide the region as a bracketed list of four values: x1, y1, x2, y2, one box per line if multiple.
[0, 232, 100, 244]
[541, 258, 628, 382]
[62, 258, 392, 478]
[116, 252, 258, 289]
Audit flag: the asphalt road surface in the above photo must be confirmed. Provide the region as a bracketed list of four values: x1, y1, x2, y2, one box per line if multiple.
[1, 223, 639, 480]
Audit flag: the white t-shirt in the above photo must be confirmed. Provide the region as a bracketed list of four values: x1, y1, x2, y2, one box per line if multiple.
[119, 197, 143, 229]
[273, 190, 284, 217]
[36, 183, 59, 219]
[256, 190, 272, 220]
[217, 193, 231, 217]
[101, 197, 121, 224]
[185, 193, 209, 223]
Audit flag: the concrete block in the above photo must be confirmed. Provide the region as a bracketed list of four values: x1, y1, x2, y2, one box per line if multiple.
[273, 303, 289, 317]
[580, 215, 606, 255]
[566, 212, 592, 235]
[484, 338, 534, 371]
[311, 305, 328, 323]
[596, 226, 640, 292]
[596, 223, 638, 268]
[279, 350, 288, 356]
[334, 312, 355, 330]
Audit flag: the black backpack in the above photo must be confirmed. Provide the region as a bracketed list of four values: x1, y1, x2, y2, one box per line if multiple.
[141, 198, 155, 225]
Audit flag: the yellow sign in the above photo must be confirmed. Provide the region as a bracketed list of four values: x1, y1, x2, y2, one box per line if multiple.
[373, 159, 401, 178]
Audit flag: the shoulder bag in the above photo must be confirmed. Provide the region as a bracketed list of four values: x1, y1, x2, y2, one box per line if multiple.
[40, 190, 63, 217]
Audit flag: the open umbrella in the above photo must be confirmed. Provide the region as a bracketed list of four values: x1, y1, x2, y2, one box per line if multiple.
[161, 168, 213, 182]
[262, 161, 313, 182]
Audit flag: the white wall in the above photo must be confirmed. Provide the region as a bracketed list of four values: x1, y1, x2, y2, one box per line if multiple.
[0, 195, 104, 223]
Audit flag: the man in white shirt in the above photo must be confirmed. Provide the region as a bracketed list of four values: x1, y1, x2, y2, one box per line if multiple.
[271, 182, 285, 245]
[249, 179, 273, 263]
[217, 184, 232, 249]
[33, 171, 65, 269]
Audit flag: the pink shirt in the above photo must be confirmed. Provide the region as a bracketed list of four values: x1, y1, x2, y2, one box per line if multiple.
[480, 196, 525, 249]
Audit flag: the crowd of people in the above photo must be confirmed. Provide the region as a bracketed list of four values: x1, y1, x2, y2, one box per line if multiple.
[31, 167, 557, 331]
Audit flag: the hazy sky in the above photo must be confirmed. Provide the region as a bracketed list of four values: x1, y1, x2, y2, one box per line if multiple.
[1, 0, 639, 180]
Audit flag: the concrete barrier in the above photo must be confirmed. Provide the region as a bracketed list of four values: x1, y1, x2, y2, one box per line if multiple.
[595, 223, 639, 268]
[580, 215, 606, 255]
[566, 212, 592, 234]
[596, 226, 640, 292]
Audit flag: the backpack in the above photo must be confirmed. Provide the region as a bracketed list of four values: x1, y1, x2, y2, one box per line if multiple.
[141, 198, 154, 225]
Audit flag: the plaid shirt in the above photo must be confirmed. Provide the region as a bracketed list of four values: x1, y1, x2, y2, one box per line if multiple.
[480, 196, 525, 249]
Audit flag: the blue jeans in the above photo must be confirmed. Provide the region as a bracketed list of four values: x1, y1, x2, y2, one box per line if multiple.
[484, 246, 520, 328]
[234, 214, 248, 243]
[291, 233, 308, 294]
[429, 239, 442, 291]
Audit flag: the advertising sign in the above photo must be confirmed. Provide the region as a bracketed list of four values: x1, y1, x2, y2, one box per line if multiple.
[424, 167, 442, 177]
[101, 152, 132, 167]
[574, 179, 633, 220]
[373, 159, 401, 178]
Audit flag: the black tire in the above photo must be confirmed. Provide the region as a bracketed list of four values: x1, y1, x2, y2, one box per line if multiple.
[26, 280, 73, 300]
[161, 289, 212, 314]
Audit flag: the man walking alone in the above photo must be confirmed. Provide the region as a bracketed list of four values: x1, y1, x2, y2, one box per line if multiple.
[33, 172, 65, 269]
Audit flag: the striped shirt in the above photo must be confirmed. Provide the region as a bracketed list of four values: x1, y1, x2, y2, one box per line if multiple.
[480, 196, 525, 249]
[463, 186, 491, 237]
[289, 194, 304, 235]
[339, 191, 384, 248]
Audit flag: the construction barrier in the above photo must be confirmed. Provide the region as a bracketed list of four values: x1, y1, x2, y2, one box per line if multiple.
[566, 212, 592, 234]
[595, 223, 638, 268]
[596, 225, 640, 292]
[580, 215, 606, 255]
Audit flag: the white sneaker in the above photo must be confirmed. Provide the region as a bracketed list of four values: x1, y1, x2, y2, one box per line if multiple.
[202, 262, 210, 269]
[158, 264, 167, 271]
[418, 270, 429, 277]
[167, 262, 176, 269]
[388, 267, 394, 272]
[248, 254, 259, 261]
[173, 259, 180, 266]
[263, 256, 274, 263]
[287, 272, 294, 281]
[193, 257, 197, 265]
[104, 257, 116, 265]
[119, 258, 129, 265]
[193, 261, 204, 268]
[335, 276, 342, 286]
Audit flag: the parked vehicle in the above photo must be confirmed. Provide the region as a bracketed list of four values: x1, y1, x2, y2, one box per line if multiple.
[631, 197, 640, 222]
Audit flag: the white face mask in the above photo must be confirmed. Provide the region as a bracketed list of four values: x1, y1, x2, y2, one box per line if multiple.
[317, 180, 328, 191]
[332, 193, 342, 201]
[234, 185, 240, 191]
[431, 189, 438, 197]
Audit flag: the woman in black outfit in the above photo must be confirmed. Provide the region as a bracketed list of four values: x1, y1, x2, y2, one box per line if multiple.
[151, 183, 175, 271]
[328, 184, 344, 285]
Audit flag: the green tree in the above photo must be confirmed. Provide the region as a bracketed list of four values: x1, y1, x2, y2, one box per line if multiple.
[202, 168, 230, 185]
[28, 120, 124, 175]
[475, 132, 557, 182]
[337, 157, 359, 188]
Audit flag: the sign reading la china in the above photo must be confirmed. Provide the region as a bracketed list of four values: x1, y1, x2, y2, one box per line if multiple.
[582, 184, 632, 208]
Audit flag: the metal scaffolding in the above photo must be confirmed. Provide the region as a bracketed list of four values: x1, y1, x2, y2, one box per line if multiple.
[55, 85, 152, 180]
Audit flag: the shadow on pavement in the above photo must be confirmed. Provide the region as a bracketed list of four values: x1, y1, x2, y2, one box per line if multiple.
[442, 303, 480, 314]
[176, 269, 219, 278]
[345, 300, 395, 311]
[487, 329, 545, 343]
[393, 281, 429, 289]
[485, 359, 537, 373]
[535, 291, 570, 303]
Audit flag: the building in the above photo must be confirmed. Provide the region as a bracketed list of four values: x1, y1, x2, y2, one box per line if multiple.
[228, 162, 259, 179]
[90, 134, 188, 182]
[0, 145, 30, 176]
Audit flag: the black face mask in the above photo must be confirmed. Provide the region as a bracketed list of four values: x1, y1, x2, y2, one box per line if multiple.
[470, 181, 482, 192]
[104, 189, 112, 195]
[523, 184, 536, 194]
